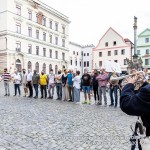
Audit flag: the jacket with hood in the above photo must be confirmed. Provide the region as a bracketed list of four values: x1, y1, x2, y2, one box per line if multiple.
[120, 82, 150, 136]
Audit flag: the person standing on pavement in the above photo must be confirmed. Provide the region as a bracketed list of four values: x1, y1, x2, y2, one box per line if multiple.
[96, 68, 108, 106]
[27, 69, 33, 98]
[82, 68, 91, 104]
[48, 69, 55, 99]
[55, 70, 62, 100]
[67, 69, 74, 102]
[39, 71, 47, 99]
[32, 70, 40, 99]
[61, 69, 68, 101]
[72, 70, 81, 104]
[12, 70, 21, 96]
[93, 69, 99, 104]
[1, 68, 11, 96]
[22, 69, 28, 97]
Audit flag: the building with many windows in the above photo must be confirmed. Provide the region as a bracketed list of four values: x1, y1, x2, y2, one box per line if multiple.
[69, 42, 94, 75]
[0, 0, 70, 74]
[137, 28, 150, 69]
[92, 27, 133, 73]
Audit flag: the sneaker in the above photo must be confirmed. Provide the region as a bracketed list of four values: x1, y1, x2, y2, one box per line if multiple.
[7, 94, 10, 96]
[4, 94, 7, 96]
[109, 104, 114, 106]
[82, 100, 87, 104]
[97, 102, 102, 105]
[87, 101, 91, 105]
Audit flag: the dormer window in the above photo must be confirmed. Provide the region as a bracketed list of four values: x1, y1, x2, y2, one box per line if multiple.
[113, 41, 116, 46]
[105, 42, 108, 47]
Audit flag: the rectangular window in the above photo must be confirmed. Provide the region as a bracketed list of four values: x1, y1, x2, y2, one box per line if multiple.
[77, 52, 78, 55]
[36, 14, 38, 23]
[16, 42, 21, 52]
[145, 59, 149, 65]
[28, 10, 32, 20]
[50, 35, 52, 43]
[114, 50, 118, 55]
[16, 5, 21, 16]
[124, 59, 127, 65]
[113, 41, 116, 46]
[121, 49, 125, 55]
[49, 20, 52, 29]
[84, 53, 86, 56]
[43, 32, 46, 41]
[99, 52, 102, 57]
[28, 27, 32, 37]
[62, 52, 65, 60]
[80, 61, 81, 66]
[87, 61, 89, 67]
[43, 48, 46, 57]
[87, 53, 89, 56]
[145, 38, 149, 43]
[108, 51, 111, 56]
[49, 49, 52, 58]
[75, 60, 77, 66]
[105, 42, 108, 47]
[43, 17, 46, 26]
[28, 44, 32, 54]
[16, 23, 21, 34]
[55, 22, 58, 31]
[62, 26, 65, 34]
[55, 37, 58, 45]
[36, 30, 39, 39]
[73, 51, 75, 55]
[137, 50, 140, 55]
[99, 61, 102, 67]
[55, 51, 58, 59]
[84, 61, 86, 67]
[62, 39, 65, 47]
[70, 60, 72, 65]
[36, 46, 39, 55]
[114, 60, 118, 63]
[146, 49, 149, 54]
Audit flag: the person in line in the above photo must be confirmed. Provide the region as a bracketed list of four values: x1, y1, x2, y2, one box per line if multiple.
[27, 69, 33, 98]
[120, 72, 150, 150]
[61, 69, 68, 101]
[90, 72, 94, 96]
[82, 69, 91, 104]
[55, 70, 62, 100]
[39, 71, 47, 99]
[32, 70, 40, 99]
[1, 68, 11, 96]
[67, 69, 74, 102]
[72, 70, 81, 104]
[93, 69, 99, 104]
[96, 68, 108, 106]
[48, 69, 55, 99]
[13, 70, 21, 96]
[109, 72, 119, 107]
[22, 69, 28, 97]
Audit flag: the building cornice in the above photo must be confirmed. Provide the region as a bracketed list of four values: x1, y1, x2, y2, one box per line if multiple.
[137, 45, 150, 48]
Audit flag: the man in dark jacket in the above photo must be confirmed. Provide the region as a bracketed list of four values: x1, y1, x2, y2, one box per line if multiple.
[120, 73, 150, 149]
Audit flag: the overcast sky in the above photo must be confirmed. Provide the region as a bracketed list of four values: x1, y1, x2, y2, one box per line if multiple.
[42, 0, 150, 46]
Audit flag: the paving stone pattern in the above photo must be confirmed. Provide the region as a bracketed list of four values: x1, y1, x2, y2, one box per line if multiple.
[0, 82, 136, 150]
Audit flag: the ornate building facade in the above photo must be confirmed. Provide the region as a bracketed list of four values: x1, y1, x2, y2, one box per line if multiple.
[0, 0, 70, 74]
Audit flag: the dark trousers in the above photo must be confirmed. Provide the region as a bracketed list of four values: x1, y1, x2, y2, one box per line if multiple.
[109, 85, 118, 106]
[14, 84, 20, 95]
[93, 87, 99, 101]
[68, 85, 74, 101]
[28, 81, 33, 97]
[33, 84, 38, 97]
[40, 85, 47, 98]
[56, 83, 62, 99]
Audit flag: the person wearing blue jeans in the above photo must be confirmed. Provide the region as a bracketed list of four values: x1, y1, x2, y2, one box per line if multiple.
[109, 85, 118, 107]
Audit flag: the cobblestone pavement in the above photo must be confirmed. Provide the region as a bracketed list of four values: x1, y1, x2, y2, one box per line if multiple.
[0, 82, 136, 150]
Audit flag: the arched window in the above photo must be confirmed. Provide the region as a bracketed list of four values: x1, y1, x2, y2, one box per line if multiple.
[43, 63, 46, 73]
[16, 59, 22, 72]
[35, 62, 39, 73]
[28, 61, 32, 71]
[55, 65, 58, 74]
[49, 64, 52, 74]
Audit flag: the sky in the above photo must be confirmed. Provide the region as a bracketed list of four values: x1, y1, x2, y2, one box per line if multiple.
[41, 0, 150, 46]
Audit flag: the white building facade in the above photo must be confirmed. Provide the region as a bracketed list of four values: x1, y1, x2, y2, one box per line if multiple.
[69, 42, 94, 75]
[0, 0, 70, 74]
[93, 27, 133, 73]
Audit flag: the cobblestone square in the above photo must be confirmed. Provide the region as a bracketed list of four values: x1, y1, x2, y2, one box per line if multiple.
[0, 82, 136, 150]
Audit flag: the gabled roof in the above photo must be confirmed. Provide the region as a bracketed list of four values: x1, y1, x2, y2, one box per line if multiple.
[138, 28, 150, 37]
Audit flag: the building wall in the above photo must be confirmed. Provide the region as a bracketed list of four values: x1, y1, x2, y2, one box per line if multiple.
[0, 0, 70, 74]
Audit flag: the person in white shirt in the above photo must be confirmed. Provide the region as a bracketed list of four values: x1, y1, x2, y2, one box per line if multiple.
[48, 69, 55, 99]
[27, 69, 33, 97]
[22, 69, 28, 97]
[12, 70, 21, 96]
[72, 71, 81, 104]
